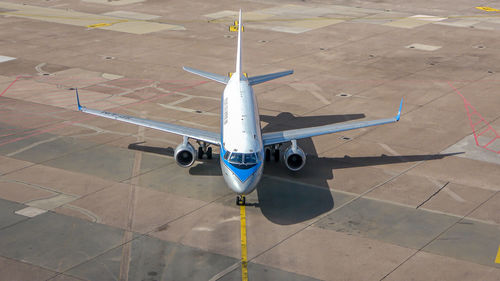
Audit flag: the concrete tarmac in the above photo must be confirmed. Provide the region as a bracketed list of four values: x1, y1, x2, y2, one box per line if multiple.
[1, 0, 500, 280]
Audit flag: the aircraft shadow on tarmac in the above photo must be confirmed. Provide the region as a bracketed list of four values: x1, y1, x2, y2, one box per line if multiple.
[128, 113, 462, 225]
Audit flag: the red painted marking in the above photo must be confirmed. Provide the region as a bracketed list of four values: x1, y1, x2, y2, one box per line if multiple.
[0, 77, 20, 97]
[0, 133, 16, 138]
[0, 77, 207, 147]
[478, 127, 491, 137]
[448, 82, 500, 154]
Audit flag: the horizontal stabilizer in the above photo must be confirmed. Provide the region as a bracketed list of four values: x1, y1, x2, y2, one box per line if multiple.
[183, 66, 229, 84]
[248, 70, 293, 85]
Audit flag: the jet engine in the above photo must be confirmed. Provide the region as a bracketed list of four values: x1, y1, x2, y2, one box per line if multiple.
[283, 140, 306, 171]
[174, 141, 196, 167]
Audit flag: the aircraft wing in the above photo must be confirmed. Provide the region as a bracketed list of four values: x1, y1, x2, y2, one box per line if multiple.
[75, 90, 220, 145]
[262, 98, 403, 146]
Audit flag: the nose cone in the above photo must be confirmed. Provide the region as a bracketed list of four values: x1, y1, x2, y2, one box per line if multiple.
[222, 163, 263, 195]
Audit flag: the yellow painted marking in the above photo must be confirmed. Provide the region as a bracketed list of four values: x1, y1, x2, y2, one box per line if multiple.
[86, 22, 113, 28]
[495, 245, 500, 264]
[240, 203, 248, 281]
[476, 7, 500, 12]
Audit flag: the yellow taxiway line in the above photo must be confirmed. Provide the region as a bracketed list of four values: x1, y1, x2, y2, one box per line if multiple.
[495, 245, 500, 264]
[240, 203, 248, 281]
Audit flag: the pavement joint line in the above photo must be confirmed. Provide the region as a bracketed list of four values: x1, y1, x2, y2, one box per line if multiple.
[46, 190, 236, 281]
[0, 178, 62, 196]
[211, 160, 426, 280]
[0, 76, 206, 146]
[0, 254, 63, 279]
[263, 173, 500, 226]
[379, 188, 500, 280]
[119, 114, 144, 281]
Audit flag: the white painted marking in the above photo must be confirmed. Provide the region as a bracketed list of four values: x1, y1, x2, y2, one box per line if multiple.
[158, 103, 218, 116]
[102, 73, 124, 80]
[219, 216, 240, 223]
[406, 43, 442, 51]
[26, 194, 78, 210]
[192, 226, 215, 232]
[63, 204, 102, 223]
[6, 136, 61, 157]
[378, 143, 400, 156]
[167, 96, 192, 106]
[289, 83, 330, 105]
[442, 186, 466, 202]
[0, 55, 16, 63]
[15, 206, 47, 217]
[101, 10, 161, 20]
[410, 15, 447, 22]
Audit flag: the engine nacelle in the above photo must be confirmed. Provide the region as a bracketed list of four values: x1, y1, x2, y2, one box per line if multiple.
[283, 143, 306, 171]
[174, 142, 196, 167]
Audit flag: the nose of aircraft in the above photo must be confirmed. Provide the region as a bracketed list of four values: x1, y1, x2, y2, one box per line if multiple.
[222, 164, 263, 195]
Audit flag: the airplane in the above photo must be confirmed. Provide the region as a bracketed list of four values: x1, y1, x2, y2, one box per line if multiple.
[75, 10, 403, 206]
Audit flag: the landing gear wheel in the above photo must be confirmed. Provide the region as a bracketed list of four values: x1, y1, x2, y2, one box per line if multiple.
[265, 148, 270, 162]
[236, 195, 246, 206]
[198, 146, 204, 159]
[274, 149, 280, 162]
[206, 147, 213, 159]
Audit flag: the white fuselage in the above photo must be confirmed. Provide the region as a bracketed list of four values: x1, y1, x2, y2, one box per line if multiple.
[220, 74, 264, 194]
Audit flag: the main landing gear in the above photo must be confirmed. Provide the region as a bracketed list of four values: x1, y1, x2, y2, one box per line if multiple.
[196, 141, 212, 160]
[265, 145, 280, 162]
[236, 195, 246, 206]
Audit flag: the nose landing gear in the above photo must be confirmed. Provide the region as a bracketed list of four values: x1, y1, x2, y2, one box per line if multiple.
[236, 195, 246, 206]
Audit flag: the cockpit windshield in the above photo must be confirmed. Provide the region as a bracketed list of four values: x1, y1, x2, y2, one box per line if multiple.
[224, 151, 260, 169]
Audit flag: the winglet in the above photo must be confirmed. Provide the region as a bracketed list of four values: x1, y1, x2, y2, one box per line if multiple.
[75, 88, 82, 111]
[396, 97, 403, 121]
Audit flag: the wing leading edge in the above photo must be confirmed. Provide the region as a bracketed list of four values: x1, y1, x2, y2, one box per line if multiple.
[75, 89, 220, 145]
[262, 98, 403, 146]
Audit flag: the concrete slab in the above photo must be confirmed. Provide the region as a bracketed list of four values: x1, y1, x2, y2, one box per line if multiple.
[0, 198, 28, 229]
[254, 227, 414, 281]
[5, 164, 114, 196]
[0, 155, 32, 175]
[385, 251, 500, 281]
[0, 211, 124, 272]
[66, 234, 237, 281]
[314, 197, 459, 249]
[151, 200, 306, 259]
[469, 192, 500, 225]
[424, 219, 500, 268]
[0, 179, 55, 203]
[0, 256, 56, 281]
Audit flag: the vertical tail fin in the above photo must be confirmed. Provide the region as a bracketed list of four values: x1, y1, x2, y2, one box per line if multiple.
[235, 9, 242, 79]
